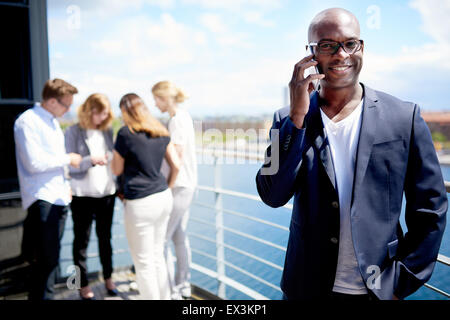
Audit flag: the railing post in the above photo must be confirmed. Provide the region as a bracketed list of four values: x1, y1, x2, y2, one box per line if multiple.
[214, 152, 226, 299]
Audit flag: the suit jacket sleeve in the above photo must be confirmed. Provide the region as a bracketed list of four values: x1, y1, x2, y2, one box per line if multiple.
[255, 108, 308, 208]
[381, 105, 447, 299]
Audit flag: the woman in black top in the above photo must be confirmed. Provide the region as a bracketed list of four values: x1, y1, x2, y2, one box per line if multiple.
[112, 93, 180, 300]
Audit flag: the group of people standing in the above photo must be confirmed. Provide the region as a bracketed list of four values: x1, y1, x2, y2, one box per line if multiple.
[14, 78, 197, 300]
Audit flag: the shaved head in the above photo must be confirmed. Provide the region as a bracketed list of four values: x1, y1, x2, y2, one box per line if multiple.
[305, 8, 364, 90]
[308, 8, 360, 42]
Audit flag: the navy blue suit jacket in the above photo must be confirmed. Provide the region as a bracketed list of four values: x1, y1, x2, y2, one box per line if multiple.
[256, 84, 447, 300]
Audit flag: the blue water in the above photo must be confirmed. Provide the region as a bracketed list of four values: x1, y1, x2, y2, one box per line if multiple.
[59, 160, 450, 300]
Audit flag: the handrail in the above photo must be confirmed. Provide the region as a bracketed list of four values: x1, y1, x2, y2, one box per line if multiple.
[423, 283, 450, 298]
[192, 147, 450, 300]
[188, 231, 284, 271]
[192, 184, 450, 299]
[190, 215, 286, 251]
[437, 254, 450, 267]
[0, 192, 21, 201]
[190, 248, 281, 294]
[195, 200, 289, 231]
[445, 181, 450, 193]
[197, 185, 293, 211]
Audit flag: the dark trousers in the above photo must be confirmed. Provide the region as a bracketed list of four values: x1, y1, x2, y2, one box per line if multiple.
[71, 195, 115, 287]
[22, 200, 68, 300]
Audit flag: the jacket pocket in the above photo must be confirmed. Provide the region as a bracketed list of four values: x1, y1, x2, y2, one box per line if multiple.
[372, 139, 405, 154]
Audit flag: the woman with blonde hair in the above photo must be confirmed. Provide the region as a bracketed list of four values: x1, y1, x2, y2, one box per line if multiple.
[152, 81, 197, 299]
[65, 93, 118, 300]
[112, 93, 180, 300]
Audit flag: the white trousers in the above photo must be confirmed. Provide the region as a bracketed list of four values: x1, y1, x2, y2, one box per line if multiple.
[124, 189, 173, 300]
[165, 187, 195, 294]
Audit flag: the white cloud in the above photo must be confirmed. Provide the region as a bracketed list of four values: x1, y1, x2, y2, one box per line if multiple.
[88, 13, 207, 73]
[188, 0, 279, 29]
[360, 0, 450, 103]
[181, 0, 281, 11]
[200, 13, 229, 33]
[49, 1, 450, 116]
[242, 11, 275, 27]
[216, 34, 252, 48]
[409, 0, 450, 44]
[147, 0, 176, 9]
[91, 40, 124, 56]
[199, 13, 252, 48]
[174, 57, 292, 115]
[48, 0, 175, 16]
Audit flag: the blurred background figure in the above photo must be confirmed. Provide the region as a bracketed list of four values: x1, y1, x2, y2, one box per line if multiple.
[14, 78, 81, 300]
[64, 93, 118, 300]
[112, 93, 180, 300]
[152, 81, 198, 299]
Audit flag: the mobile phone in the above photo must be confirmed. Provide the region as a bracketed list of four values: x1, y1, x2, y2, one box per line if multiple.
[304, 46, 320, 91]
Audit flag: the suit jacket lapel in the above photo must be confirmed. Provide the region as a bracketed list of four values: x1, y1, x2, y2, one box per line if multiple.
[351, 84, 379, 206]
[306, 92, 337, 190]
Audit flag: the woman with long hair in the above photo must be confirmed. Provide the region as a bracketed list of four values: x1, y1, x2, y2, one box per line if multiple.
[152, 81, 197, 299]
[64, 93, 118, 300]
[112, 93, 180, 300]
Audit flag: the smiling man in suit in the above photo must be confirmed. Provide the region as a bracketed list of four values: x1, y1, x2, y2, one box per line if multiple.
[256, 8, 447, 300]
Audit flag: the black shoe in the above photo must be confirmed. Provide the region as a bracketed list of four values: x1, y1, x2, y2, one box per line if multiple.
[106, 288, 119, 296]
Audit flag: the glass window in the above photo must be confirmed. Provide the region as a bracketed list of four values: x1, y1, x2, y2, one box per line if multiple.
[0, 1, 29, 5]
[0, 105, 32, 193]
[0, 4, 32, 100]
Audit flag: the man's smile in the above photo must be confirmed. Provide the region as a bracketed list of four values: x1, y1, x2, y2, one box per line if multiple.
[328, 65, 352, 74]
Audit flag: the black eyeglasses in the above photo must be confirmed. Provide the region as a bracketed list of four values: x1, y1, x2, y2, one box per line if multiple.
[306, 39, 364, 55]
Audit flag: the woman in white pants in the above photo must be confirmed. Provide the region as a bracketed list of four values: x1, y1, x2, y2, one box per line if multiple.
[152, 81, 198, 299]
[112, 93, 180, 300]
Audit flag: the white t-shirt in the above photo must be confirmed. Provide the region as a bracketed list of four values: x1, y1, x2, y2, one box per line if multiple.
[161, 108, 197, 189]
[70, 129, 116, 197]
[320, 99, 368, 295]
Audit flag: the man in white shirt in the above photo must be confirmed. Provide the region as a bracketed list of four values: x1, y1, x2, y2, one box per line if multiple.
[14, 78, 82, 300]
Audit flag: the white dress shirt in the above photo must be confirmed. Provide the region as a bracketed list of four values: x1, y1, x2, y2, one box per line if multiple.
[14, 103, 71, 210]
[320, 99, 368, 295]
[70, 129, 116, 197]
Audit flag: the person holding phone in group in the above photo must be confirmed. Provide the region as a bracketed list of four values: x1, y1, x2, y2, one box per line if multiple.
[112, 93, 180, 300]
[256, 8, 447, 300]
[152, 81, 198, 300]
[65, 93, 118, 300]
[14, 78, 82, 300]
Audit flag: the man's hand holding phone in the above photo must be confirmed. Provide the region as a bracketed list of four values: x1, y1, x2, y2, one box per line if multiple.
[289, 54, 325, 129]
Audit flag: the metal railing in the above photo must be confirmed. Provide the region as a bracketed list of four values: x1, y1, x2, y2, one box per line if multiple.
[186, 149, 450, 299]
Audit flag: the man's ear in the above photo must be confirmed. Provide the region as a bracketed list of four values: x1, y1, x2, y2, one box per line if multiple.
[47, 97, 57, 106]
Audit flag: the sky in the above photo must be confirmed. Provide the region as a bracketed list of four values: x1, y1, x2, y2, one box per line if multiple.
[47, 0, 450, 118]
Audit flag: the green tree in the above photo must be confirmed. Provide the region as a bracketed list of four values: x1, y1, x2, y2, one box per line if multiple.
[431, 131, 447, 143]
